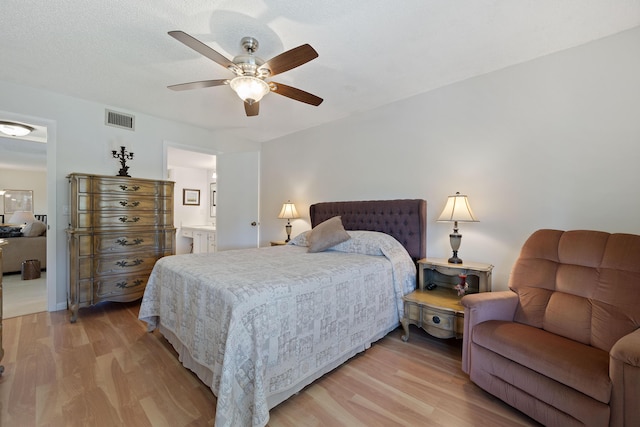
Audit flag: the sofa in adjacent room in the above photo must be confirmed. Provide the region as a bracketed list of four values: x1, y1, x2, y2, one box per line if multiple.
[0, 221, 47, 273]
[461, 229, 640, 427]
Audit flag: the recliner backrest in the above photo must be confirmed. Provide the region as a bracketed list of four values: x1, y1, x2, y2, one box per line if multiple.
[509, 229, 640, 352]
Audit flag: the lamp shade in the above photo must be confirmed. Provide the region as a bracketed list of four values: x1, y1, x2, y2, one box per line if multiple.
[437, 192, 478, 223]
[230, 76, 270, 104]
[9, 210, 36, 224]
[278, 201, 300, 220]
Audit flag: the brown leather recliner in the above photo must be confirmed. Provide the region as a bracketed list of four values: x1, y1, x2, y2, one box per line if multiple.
[461, 229, 640, 427]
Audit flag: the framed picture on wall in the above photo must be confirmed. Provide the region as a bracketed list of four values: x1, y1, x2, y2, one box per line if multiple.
[183, 189, 200, 206]
[3, 189, 33, 214]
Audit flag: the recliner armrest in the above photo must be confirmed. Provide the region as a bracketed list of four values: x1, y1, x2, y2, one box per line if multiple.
[609, 328, 640, 427]
[460, 290, 519, 374]
[461, 290, 519, 323]
[610, 328, 640, 366]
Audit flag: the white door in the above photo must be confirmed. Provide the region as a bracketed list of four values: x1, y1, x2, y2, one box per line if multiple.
[216, 150, 260, 250]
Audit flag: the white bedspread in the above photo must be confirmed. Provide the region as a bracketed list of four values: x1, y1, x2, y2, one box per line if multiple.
[138, 231, 416, 427]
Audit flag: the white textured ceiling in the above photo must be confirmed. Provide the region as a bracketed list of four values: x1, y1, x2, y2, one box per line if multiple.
[1, 1, 640, 149]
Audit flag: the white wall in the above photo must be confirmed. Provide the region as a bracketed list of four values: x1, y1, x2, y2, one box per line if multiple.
[0, 80, 259, 310]
[260, 26, 640, 290]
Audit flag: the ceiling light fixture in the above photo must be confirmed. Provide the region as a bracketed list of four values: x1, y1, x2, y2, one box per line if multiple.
[229, 76, 270, 105]
[0, 121, 35, 137]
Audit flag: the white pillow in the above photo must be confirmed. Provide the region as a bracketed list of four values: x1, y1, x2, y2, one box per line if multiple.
[288, 230, 310, 247]
[22, 220, 47, 237]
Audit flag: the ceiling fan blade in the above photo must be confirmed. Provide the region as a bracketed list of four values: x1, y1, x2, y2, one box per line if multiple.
[271, 82, 323, 106]
[169, 31, 237, 72]
[244, 101, 259, 117]
[259, 44, 318, 77]
[168, 79, 229, 91]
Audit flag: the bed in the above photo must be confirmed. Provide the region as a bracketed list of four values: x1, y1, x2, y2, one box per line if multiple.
[138, 199, 426, 427]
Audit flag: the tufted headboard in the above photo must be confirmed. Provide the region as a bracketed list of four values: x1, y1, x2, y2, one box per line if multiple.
[309, 199, 426, 261]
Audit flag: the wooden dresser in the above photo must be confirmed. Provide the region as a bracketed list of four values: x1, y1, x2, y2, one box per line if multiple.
[66, 173, 175, 322]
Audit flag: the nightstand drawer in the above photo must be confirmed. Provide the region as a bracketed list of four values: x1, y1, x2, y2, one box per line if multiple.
[421, 306, 454, 332]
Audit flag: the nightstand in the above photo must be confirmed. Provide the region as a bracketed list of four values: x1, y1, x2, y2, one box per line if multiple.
[401, 258, 493, 341]
[270, 240, 287, 246]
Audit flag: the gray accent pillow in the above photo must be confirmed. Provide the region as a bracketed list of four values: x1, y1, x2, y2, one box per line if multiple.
[308, 216, 351, 253]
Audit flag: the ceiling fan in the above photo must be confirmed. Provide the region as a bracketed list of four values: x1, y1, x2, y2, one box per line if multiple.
[167, 31, 323, 117]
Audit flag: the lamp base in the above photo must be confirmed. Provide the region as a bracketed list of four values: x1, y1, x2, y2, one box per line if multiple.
[448, 250, 463, 264]
[285, 223, 292, 243]
[448, 231, 463, 264]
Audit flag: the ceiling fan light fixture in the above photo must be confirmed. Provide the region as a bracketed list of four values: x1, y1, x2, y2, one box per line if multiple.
[230, 76, 270, 104]
[0, 121, 34, 137]
[167, 31, 322, 116]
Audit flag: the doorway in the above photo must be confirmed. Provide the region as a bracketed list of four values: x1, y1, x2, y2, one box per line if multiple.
[163, 141, 261, 251]
[166, 144, 217, 255]
[0, 110, 55, 318]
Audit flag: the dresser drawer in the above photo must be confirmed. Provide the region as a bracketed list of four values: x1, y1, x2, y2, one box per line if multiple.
[73, 275, 149, 305]
[92, 178, 172, 197]
[93, 195, 171, 212]
[79, 252, 162, 278]
[94, 232, 165, 254]
[75, 232, 165, 256]
[94, 273, 150, 299]
[75, 212, 172, 228]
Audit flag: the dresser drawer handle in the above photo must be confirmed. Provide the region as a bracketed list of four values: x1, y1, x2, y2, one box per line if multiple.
[115, 259, 144, 268]
[119, 185, 140, 192]
[432, 315, 441, 324]
[118, 216, 141, 223]
[119, 200, 141, 207]
[115, 279, 144, 289]
[115, 238, 144, 246]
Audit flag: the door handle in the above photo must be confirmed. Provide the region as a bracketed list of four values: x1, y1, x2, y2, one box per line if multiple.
[251, 221, 258, 226]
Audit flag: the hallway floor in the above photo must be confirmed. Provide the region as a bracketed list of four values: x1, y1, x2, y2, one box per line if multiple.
[2, 271, 46, 319]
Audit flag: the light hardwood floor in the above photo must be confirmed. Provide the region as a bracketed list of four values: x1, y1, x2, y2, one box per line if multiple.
[0, 301, 540, 426]
[2, 272, 47, 319]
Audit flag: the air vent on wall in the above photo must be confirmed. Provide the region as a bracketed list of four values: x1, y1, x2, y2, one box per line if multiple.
[105, 109, 135, 131]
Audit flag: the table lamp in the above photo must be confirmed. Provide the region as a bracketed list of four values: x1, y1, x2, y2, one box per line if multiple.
[278, 201, 300, 242]
[437, 192, 478, 264]
[9, 210, 36, 225]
